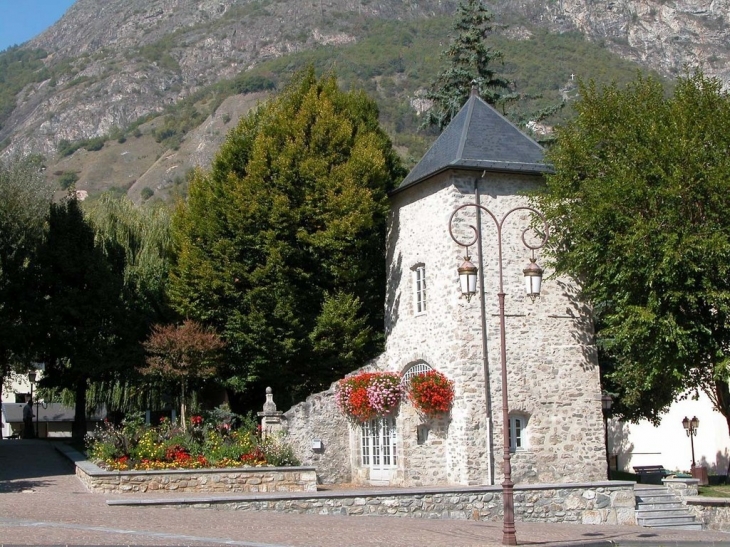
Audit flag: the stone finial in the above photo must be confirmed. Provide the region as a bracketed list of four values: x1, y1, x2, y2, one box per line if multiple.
[262, 386, 277, 414]
[258, 387, 284, 439]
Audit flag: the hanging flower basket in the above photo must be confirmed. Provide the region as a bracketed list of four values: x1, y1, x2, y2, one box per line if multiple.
[335, 371, 403, 422]
[408, 371, 455, 416]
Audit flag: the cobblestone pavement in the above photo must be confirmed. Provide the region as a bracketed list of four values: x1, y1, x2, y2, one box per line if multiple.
[2, 440, 730, 547]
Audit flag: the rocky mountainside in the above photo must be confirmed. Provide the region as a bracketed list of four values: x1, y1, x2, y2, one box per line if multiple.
[1, 0, 727, 202]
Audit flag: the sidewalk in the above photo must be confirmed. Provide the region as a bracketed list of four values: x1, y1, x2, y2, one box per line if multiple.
[1, 439, 729, 546]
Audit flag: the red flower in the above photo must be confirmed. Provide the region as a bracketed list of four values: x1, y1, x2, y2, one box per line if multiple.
[409, 371, 454, 416]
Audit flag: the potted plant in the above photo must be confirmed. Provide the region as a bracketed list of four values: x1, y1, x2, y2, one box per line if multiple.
[409, 371, 454, 416]
[335, 371, 403, 422]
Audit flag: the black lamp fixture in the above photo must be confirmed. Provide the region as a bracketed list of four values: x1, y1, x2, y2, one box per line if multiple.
[457, 253, 544, 303]
[682, 416, 699, 469]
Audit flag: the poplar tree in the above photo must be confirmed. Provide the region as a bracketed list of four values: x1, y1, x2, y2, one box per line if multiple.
[425, 0, 511, 130]
[35, 196, 127, 438]
[170, 68, 405, 407]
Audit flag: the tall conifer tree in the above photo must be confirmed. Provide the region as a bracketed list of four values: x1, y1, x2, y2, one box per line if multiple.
[170, 68, 405, 407]
[425, 0, 511, 130]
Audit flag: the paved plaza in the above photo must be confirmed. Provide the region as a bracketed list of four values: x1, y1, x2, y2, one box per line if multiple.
[1, 440, 729, 546]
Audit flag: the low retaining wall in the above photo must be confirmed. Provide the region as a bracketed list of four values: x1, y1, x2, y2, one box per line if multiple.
[110, 481, 638, 526]
[686, 497, 730, 531]
[77, 464, 318, 494]
[58, 444, 317, 494]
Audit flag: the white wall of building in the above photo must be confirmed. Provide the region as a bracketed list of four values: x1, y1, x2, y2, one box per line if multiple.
[609, 391, 730, 475]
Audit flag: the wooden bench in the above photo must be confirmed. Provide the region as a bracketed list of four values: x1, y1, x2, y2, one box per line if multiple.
[633, 465, 669, 484]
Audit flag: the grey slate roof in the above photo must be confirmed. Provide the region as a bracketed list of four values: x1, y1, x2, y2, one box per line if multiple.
[395, 90, 552, 194]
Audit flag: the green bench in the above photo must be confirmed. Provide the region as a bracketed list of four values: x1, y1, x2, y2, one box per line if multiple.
[633, 465, 670, 484]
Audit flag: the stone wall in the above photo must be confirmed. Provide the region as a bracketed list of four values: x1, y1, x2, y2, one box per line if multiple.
[687, 498, 730, 532]
[75, 459, 317, 494]
[665, 477, 730, 531]
[196, 482, 636, 526]
[283, 384, 356, 485]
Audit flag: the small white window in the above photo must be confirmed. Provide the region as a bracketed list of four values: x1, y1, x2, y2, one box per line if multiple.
[413, 265, 426, 314]
[509, 415, 528, 452]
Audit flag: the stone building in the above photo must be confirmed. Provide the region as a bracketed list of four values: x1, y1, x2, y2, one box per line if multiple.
[283, 90, 606, 487]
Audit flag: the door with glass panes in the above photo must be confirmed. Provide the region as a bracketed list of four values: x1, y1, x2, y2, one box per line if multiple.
[361, 417, 397, 483]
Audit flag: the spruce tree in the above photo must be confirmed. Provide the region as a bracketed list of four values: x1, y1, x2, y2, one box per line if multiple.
[425, 0, 511, 130]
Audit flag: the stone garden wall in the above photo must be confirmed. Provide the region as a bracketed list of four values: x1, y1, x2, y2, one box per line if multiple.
[283, 385, 354, 485]
[75, 459, 317, 494]
[687, 498, 730, 532]
[665, 477, 730, 532]
[187, 482, 637, 526]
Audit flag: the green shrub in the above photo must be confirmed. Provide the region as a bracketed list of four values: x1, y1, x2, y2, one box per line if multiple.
[140, 187, 154, 200]
[58, 171, 79, 190]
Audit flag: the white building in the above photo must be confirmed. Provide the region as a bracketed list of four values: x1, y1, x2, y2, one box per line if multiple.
[610, 392, 730, 476]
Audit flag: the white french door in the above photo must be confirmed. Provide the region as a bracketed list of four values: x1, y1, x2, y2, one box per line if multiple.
[361, 417, 397, 483]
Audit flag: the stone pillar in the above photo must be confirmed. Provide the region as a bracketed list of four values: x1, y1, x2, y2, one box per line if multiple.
[257, 387, 284, 439]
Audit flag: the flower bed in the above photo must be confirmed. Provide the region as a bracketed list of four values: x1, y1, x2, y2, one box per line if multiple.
[335, 371, 403, 422]
[86, 406, 298, 472]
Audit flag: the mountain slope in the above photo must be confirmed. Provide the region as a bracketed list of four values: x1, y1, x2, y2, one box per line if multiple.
[0, 0, 726, 202]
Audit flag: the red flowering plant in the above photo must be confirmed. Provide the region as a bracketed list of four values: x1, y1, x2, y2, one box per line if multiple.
[408, 371, 455, 416]
[335, 371, 403, 422]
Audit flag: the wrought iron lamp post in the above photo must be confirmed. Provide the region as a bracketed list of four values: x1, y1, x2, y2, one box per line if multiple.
[28, 371, 36, 438]
[682, 416, 699, 470]
[448, 203, 549, 546]
[601, 393, 613, 479]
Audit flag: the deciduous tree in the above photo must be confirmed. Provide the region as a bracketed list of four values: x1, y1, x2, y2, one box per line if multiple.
[536, 72, 730, 431]
[35, 196, 127, 438]
[142, 320, 225, 429]
[0, 154, 53, 438]
[84, 195, 174, 413]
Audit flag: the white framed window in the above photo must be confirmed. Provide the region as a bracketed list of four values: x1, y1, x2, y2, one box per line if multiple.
[413, 264, 426, 314]
[508, 415, 528, 452]
[361, 417, 397, 467]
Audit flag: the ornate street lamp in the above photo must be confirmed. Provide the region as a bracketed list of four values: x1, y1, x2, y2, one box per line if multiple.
[27, 371, 37, 439]
[682, 416, 699, 469]
[601, 393, 613, 479]
[449, 203, 549, 546]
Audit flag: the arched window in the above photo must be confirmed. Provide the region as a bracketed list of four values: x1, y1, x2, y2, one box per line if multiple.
[402, 361, 433, 383]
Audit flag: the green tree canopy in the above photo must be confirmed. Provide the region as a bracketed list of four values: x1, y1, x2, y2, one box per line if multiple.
[0, 154, 53, 437]
[35, 196, 128, 438]
[536, 72, 730, 430]
[170, 68, 405, 408]
[83, 194, 175, 413]
[424, 0, 511, 130]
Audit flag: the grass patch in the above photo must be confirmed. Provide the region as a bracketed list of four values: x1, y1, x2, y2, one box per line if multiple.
[699, 484, 730, 497]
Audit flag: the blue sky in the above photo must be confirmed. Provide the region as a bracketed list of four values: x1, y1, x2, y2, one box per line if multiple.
[0, 0, 76, 52]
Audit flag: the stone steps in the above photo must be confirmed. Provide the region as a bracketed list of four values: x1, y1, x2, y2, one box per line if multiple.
[635, 486, 702, 530]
